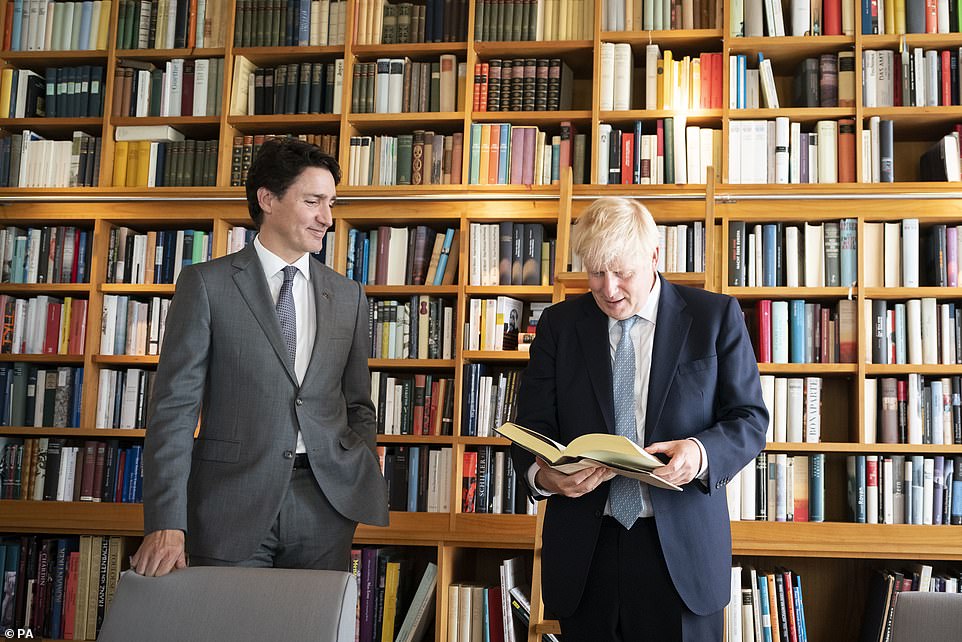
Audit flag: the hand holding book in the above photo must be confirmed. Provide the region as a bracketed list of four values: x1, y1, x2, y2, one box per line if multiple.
[496, 422, 683, 491]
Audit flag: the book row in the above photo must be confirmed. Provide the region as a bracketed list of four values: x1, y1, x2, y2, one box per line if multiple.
[0, 295, 87, 356]
[0, 66, 104, 118]
[0, 365, 82, 429]
[99, 295, 169, 357]
[379, 445, 452, 513]
[469, 222, 554, 287]
[448, 578, 547, 642]
[368, 296, 455, 360]
[864, 375, 962, 446]
[111, 139, 218, 188]
[727, 219, 857, 288]
[116, 0, 228, 48]
[0, 438, 144, 504]
[347, 225, 459, 286]
[0, 130, 100, 188]
[229, 133, 339, 186]
[472, 58, 574, 113]
[759, 376, 823, 444]
[603, 45, 724, 111]
[604, 0, 721, 30]
[243, 60, 342, 116]
[863, 220, 962, 288]
[95, 368, 154, 430]
[4, 0, 111, 51]
[867, 299, 962, 366]
[113, 58, 224, 118]
[355, 0, 469, 45]
[863, 48, 962, 108]
[461, 446, 537, 515]
[731, 0, 847, 36]
[861, 564, 962, 642]
[0, 535, 126, 640]
[729, 118, 852, 185]
[848, 454, 962, 525]
[860, 0, 962, 34]
[730, 53, 854, 110]
[0, 225, 91, 285]
[351, 56, 460, 114]
[347, 131, 464, 187]
[233, 0, 345, 46]
[350, 549, 437, 642]
[371, 372, 454, 436]
[729, 453, 826, 523]
[105, 227, 212, 285]
[469, 122, 584, 186]
[474, 0, 593, 41]
[597, 120, 718, 186]
[745, 299, 857, 364]
[464, 298, 548, 354]
[726, 566, 809, 642]
[460, 364, 523, 437]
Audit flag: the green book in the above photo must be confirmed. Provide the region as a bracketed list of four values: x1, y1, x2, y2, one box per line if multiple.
[429, 62, 440, 112]
[396, 134, 413, 185]
[664, 117, 674, 184]
[115, 0, 129, 47]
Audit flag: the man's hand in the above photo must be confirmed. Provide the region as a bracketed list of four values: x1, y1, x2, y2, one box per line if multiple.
[646, 439, 702, 486]
[130, 529, 187, 577]
[534, 458, 616, 498]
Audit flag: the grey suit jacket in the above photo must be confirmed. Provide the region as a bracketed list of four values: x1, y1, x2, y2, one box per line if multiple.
[143, 243, 389, 562]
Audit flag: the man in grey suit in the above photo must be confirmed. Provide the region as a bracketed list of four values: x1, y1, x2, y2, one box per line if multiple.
[131, 138, 389, 576]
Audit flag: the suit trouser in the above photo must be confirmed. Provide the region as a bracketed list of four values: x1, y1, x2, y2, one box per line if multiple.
[559, 516, 723, 642]
[188, 467, 357, 572]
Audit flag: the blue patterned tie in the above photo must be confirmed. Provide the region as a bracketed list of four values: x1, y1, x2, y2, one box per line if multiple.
[609, 316, 643, 529]
[277, 265, 298, 365]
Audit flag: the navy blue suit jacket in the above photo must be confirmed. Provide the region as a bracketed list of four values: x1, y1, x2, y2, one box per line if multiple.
[512, 276, 767, 618]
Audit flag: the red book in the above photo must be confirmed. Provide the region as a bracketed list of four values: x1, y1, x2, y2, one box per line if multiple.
[479, 63, 489, 112]
[487, 586, 505, 642]
[758, 299, 772, 362]
[181, 60, 195, 116]
[925, 0, 937, 32]
[711, 53, 723, 108]
[63, 551, 80, 640]
[92, 441, 106, 502]
[560, 121, 573, 171]
[431, 378, 447, 435]
[621, 131, 633, 184]
[427, 378, 441, 435]
[461, 451, 478, 512]
[68, 298, 86, 354]
[823, 0, 842, 34]
[820, 307, 830, 363]
[43, 300, 62, 353]
[942, 51, 952, 106]
[70, 228, 81, 283]
[81, 441, 97, 501]
[2, 5, 12, 51]
[472, 63, 482, 111]
[115, 449, 128, 502]
[838, 118, 856, 183]
[782, 572, 799, 642]
[412, 374, 426, 435]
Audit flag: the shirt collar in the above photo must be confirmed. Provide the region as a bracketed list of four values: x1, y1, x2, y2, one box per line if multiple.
[253, 235, 313, 282]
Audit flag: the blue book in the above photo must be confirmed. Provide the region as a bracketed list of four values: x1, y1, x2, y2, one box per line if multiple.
[432, 228, 455, 286]
[50, 538, 69, 637]
[861, 0, 874, 34]
[792, 577, 807, 642]
[839, 218, 857, 287]
[757, 573, 773, 642]
[298, 0, 311, 45]
[78, 1, 93, 50]
[809, 453, 824, 522]
[762, 224, 777, 286]
[360, 236, 370, 285]
[736, 55, 746, 109]
[632, 121, 642, 184]
[952, 457, 962, 524]
[71, 367, 83, 427]
[406, 446, 419, 512]
[855, 455, 867, 522]
[345, 228, 357, 280]
[469, 124, 482, 184]
[789, 299, 806, 363]
[10, 0, 23, 52]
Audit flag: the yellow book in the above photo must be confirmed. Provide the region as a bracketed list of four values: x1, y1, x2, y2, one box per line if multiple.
[558, 0, 568, 39]
[126, 140, 140, 187]
[662, 50, 673, 109]
[112, 140, 129, 187]
[534, 130, 545, 184]
[60, 297, 72, 353]
[478, 124, 490, 186]
[0, 68, 13, 117]
[380, 560, 401, 641]
[496, 421, 682, 490]
[97, 1, 111, 49]
[134, 141, 150, 187]
[691, 58, 701, 110]
[656, 59, 665, 109]
[895, 0, 906, 34]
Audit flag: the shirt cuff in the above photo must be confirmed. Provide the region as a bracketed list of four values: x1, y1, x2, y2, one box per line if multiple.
[688, 437, 709, 480]
[526, 462, 555, 497]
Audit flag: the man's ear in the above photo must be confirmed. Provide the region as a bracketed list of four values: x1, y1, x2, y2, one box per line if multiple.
[257, 187, 273, 216]
[651, 245, 660, 270]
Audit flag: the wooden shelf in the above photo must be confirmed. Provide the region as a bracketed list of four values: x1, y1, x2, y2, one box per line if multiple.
[364, 285, 459, 296]
[731, 521, 962, 559]
[0, 500, 144, 535]
[100, 283, 177, 295]
[727, 286, 855, 299]
[349, 111, 465, 127]
[472, 111, 592, 127]
[376, 434, 455, 444]
[864, 364, 962, 375]
[0, 427, 146, 437]
[0, 118, 103, 137]
[115, 47, 227, 60]
[354, 511, 452, 544]
[728, 108, 855, 123]
[0, 354, 84, 363]
[863, 287, 962, 298]
[862, 106, 962, 138]
[726, 35, 855, 62]
[464, 285, 553, 296]
[756, 363, 857, 374]
[352, 42, 469, 57]
[601, 28, 724, 50]
[0, 283, 91, 294]
[231, 45, 344, 66]
[92, 355, 160, 365]
[450, 513, 536, 546]
[861, 33, 962, 49]
[368, 358, 456, 369]
[0, 49, 108, 67]
[600, 109, 723, 127]
[461, 350, 530, 362]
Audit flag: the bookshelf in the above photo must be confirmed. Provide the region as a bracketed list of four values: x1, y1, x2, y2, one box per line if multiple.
[2, 0, 962, 639]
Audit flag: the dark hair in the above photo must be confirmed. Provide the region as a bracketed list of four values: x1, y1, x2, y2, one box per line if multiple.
[245, 138, 341, 228]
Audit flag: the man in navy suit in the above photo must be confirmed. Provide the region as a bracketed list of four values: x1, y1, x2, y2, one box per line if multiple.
[512, 197, 767, 640]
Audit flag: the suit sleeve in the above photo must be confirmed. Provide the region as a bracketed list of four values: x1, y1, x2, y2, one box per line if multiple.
[695, 296, 768, 495]
[143, 266, 212, 534]
[342, 282, 377, 452]
[511, 307, 559, 498]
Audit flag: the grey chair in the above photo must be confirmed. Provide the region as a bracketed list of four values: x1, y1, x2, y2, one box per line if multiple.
[97, 566, 357, 642]
[890, 591, 962, 642]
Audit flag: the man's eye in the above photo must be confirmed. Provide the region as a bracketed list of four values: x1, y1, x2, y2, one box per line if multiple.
[305, 201, 318, 206]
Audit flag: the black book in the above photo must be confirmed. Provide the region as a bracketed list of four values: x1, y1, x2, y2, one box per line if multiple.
[273, 65, 287, 115]
[793, 57, 820, 108]
[284, 62, 299, 114]
[297, 61, 311, 114]
[173, 0, 189, 47]
[254, 68, 266, 115]
[309, 62, 323, 114]
[42, 438, 64, 500]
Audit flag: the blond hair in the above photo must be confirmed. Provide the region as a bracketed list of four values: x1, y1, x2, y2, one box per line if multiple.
[571, 197, 658, 271]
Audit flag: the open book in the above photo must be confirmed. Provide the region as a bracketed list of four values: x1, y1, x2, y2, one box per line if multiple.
[496, 422, 682, 491]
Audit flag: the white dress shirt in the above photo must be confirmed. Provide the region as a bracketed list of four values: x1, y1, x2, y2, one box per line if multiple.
[527, 276, 709, 521]
[254, 236, 317, 454]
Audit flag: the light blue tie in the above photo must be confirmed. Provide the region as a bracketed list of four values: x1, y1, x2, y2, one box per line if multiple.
[609, 316, 643, 529]
[276, 265, 298, 365]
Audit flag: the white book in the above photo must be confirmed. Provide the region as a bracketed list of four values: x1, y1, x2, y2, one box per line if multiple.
[774, 116, 789, 183]
[804, 223, 824, 287]
[786, 377, 804, 442]
[791, 0, 810, 34]
[864, 377, 877, 443]
[805, 377, 821, 442]
[902, 218, 920, 287]
[599, 42, 615, 111]
[882, 457, 894, 523]
[907, 298, 923, 364]
[193, 58, 210, 117]
[921, 297, 938, 364]
[761, 375, 775, 442]
[598, 123, 611, 184]
[332, 58, 344, 114]
[883, 221, 901, 287]
[771, 300, 789, 364]
[816, 120, 837, 183]
[374, 58, 391, 113]
[728, 121, 742, 183]
[785, 226, 799, 287]
[645, 44, 660, 109]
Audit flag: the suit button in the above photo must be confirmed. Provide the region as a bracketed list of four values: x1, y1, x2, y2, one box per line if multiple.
[283, 450, 294, 459]
[295, 398, 304, 406]
[594, 510, 602, 518]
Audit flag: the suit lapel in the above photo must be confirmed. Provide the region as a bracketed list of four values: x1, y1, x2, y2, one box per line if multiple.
[644, 276, 691, 444]
[575, 295, 615, 435]
[302, 258, 334, 386]
[231, 244, 298, 385]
